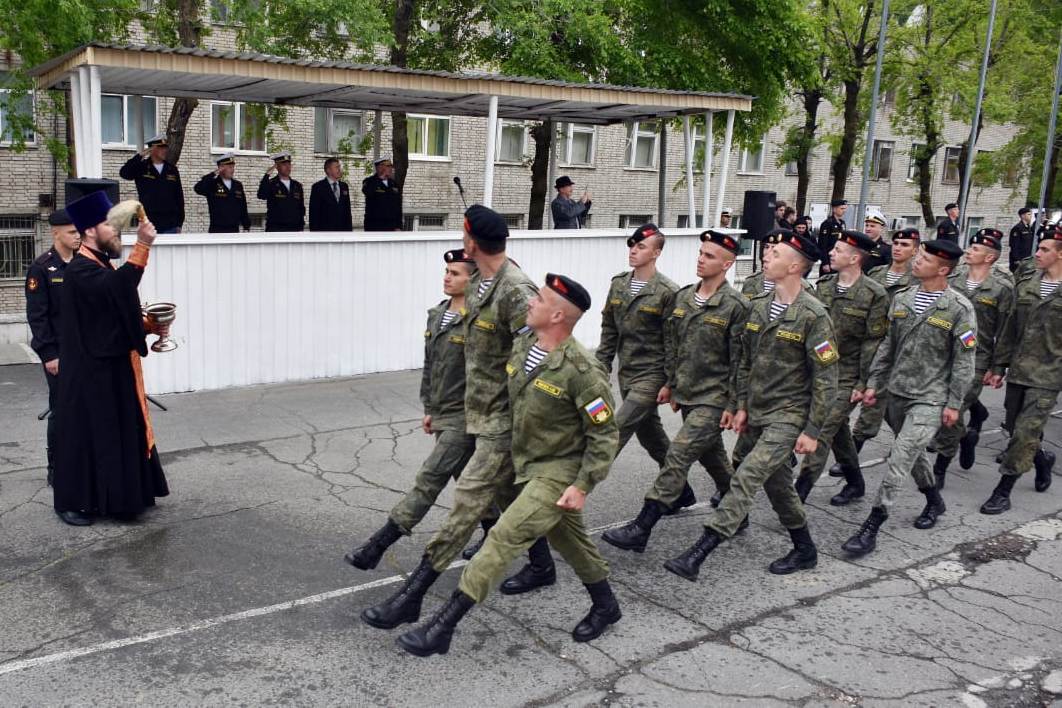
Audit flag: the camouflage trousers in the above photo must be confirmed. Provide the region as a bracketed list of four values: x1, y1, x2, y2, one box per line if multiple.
[388, 429, 483, 535]
[645, 405, 732, 507]
[706, 422, 806, 538]
[931, 378, 986, 458]
[1000, 384, 1059, 477]
[872, 396, 940, 510]
[458, 476, 609, 603]
[831, 391, 890, 469]
[424, 433, 514, 572]
[798, 390, 857, 485]
[616, 388, 671, 466]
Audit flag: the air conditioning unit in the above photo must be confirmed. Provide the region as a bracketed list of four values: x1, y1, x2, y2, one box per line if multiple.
[890, 217, 906, 231]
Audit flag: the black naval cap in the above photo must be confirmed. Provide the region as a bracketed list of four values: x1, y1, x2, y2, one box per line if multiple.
[444, 248, 474, 264]
[1040, 223, 1062, 242]
[48, 208, 72, 226]
[923, 239, 963, 261]
[1018, 207, 1032, 216]
[945, 202, 958, 211]
[893, 226, 921, 241]
[763, 227, 793, 245]
[463, 204, 509, 243]
[830, 198, 848, 207]
[970, 228, 1003, 250]
[627, 223, 662, 247]
[838, 230, 877, 253]
[545, 273, 592, 312]
[777, 230, 822, 262]
[699, 230, 740, 254]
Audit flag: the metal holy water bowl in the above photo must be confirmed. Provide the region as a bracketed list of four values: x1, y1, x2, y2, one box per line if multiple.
[143, 302, 178, 353]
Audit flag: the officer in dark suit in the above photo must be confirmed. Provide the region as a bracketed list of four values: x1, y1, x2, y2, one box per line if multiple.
[25, 209, 81, 485]
[936, 202, 961, 242]
[193, 153, 251, 233]
[1009, 207, 1036, 271]
[362, 156, 403, 231]
[817, 199, 847, 275]
[118, 133, 184, 233]
[257, 152, 305, 232]
[308, 157, 353, 231]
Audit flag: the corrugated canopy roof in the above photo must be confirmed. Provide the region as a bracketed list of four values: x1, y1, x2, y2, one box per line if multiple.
[30, 43, 753, 124]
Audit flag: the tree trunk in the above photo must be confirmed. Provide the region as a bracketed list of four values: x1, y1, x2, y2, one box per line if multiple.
[162, 0, 204, 164]
[831, 78, 861, 202]
[916, 81, 940, 227]
[796, 89, 822, 215]
[527, 120, 552, 229]
[390, 0, 416, 191]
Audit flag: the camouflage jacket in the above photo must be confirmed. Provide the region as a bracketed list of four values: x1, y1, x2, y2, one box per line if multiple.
[814, 273, 889, 391]
[1012, 256, 1038, 284]
[596, 269, 678, 395]
[664, 281, 749, 410]
[419, 300, 467, 432]
[947, 265, 1015, 374]
[463, 259, 538, 436]
[508, 334, 618, 494]
[867, 263, 916, 302]
[866, 286, 977, 408]
[736, 288, 839, 439]
[741, 271, 814, 300]
[992, 270, 1062, 392]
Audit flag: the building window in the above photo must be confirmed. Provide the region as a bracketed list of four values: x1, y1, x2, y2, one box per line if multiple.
[677, 214, 704, 228]
[625, 121, 658, 169]
[496, 120, 526, 163]
[211, 102, 266, 153]
[739, 134, 767, 174]
[784, 160, 799, 176]
[870, 140, 894, 180]
[210, 0, 229, 23]
[942, 146, 962, 184]
[1002, 160, 1020, 187]
[619, 214, 652, 229]
[403, 213, 449, 231]
[407, 115, 450, 160]
[101, 95, 158, 148]
[502, 213, 523, 229]
[0, 214, 39, 278]
[907, 143, 931, 182]
[964, 215, 983, 240]
[901, 215, 922, 229]
[559, 123, 595, 166]
[248, 213, 267, 231]
[0, 89, 35, 145]
[314, 108, 364, 154]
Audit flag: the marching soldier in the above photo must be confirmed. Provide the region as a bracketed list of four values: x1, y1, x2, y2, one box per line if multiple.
[596, 225, 686, 505]
[979, 226, 1061, 513]
[396, 274, 621, 657]
[362, 156, 402, 231]
[794, 231, 889, 506]
[25, 209, 80, 486]
[817, 198, 847, 275]
[665, 231, 838, 581]
[257, 152, 305, 232]
[862, 212, 892, 272]
[193, 154, 250, 233]
[118, 133, 184, 233]
[602, 231, 748, 553]
[930, 229, 1013, 487]
[843, 240, 976, 557]
[936, 203, 961, 243]
[1009, 208, 1036, 272]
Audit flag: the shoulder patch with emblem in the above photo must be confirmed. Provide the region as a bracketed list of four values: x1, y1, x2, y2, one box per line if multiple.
[506, 362, 517, 376]
[583, 397, 613, 425]
[959, 327, 977, 350]
[533, 378, 563, 397]
[813, 340, 838, 363]
[27, 277, 39, 292]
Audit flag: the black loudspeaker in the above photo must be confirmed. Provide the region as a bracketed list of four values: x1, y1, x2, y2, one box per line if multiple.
[64, 178, 120, 207]
[741, 190, 777, 242]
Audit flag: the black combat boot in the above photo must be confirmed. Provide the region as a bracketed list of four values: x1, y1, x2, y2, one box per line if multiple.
[344, 518, 404, 570]
[980, 475, 1017, 514]
[768, 526, 818, 575]
[1034, 449, 1056, 493]
[933, 454, 952, 491]
[959, 432, 979, 470]
[663, 528, 723, 581]
[828, 461, 847, 478]
[572, 580, 622, 642]
[830, 466, 865, 506]
[662, 482, 697, 516]
[842, 506, 888, 556]
[602, 500, 666, 552]
[914, 486, 946, 529]
[709, 488, 727, 508]
[361, 556, 441, 629]
[500, 537, 556, 595]
[397, 589, 476, 657]
[794, 475, 814, 504]
[969, 399, 989, 431]
[461, 517, 497, 560]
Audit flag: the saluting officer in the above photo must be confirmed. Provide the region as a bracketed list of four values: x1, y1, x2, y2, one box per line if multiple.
[817, 198, 847, 275]
[25, 209, 80, 485]
[193, 154, 251, 233]
[257, 152, 305, 232]
[118, 133, 184, 233]
[936, 203, 961, 243]
[362, 156, 403, 231]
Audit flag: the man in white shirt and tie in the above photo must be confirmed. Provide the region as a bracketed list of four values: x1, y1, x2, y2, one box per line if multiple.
[309, 157, 353, 231]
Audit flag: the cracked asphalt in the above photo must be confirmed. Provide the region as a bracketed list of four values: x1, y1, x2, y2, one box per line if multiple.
[1, 362, 1061, 707]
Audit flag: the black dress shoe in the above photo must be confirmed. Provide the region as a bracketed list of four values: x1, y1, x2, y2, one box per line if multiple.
[572, 580, 622, 642]
[1034, 450, 1055, 493]
[500, 538, 556, 595]
[662, 483, 697, 516]
[397, 590, 475, 657]
[913, 487, 946, 529]
[56, 510, 93, 526]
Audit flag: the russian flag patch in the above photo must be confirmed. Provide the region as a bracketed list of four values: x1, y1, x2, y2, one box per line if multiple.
[813, 339, 838, 363]
[583, 397, 613, 425]
[959, 329, 977, 349]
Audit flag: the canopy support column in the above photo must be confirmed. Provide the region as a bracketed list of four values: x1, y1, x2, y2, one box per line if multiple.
[482, 95, 498, 208]
[713, 109, 735, 227]
[702, 111, 713, 226]
[683, 116, 696, 227]
[69, 70, 85, 178]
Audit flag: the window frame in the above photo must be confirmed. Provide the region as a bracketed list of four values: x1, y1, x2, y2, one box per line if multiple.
[869, 139, 895, 181]
[738, 134, 768, 175]
[558, 122, 596, 167]
[407, 113, 452, 162]
[209, 101, 268, 155]
[314, 107, 366, 155]
[625, 121, 659, 170]
[100, 94, 159, 150]
[0, 88, 37, 147]
[495, 119, 527, 164]
[941, 146, 962, 185]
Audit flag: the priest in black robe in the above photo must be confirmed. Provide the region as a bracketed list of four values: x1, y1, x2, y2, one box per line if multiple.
[53, 190, 170, 526]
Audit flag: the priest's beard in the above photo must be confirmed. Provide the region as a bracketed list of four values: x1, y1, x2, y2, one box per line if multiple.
[99, 231, 123, 258]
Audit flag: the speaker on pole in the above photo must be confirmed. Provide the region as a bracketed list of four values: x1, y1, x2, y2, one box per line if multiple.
[64, 178, 120, 207]
[742, 190, 776, 270]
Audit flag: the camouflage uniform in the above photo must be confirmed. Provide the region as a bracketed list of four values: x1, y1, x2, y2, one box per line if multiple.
[596, 270, 678, 465]
[931, 266, 1014, 457]
[864, 287, 977, 509]
[644, 282, 748, 505]
[706, 289, 839, 537]
[423, 260, 537, 571]
[796, 273, 889, 485]
[458, 335, 618, 603]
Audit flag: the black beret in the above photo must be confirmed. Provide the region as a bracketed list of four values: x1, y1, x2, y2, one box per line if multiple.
[1018, 207, 1031, 216]
[830, 198, 848, 207]
[463, 204, 508, 243]
[923, 239, 963, 261]
[945, 203, 958, 211]
[48, 208, 72, 226]
[837, 230, 877, 253]
[555, 175, 574, 189]
[699, 230, 740, 254]
[627, 223, 663, 247]
[763, 227, 793, 245]
[545, 272, 591, 312]
[970, 228, 1003, 250]
[1040, 224, 1062, 242]
[444, 248, 474, 264]
[778, 231, 822, 262]
[892, 227, 921, 241]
